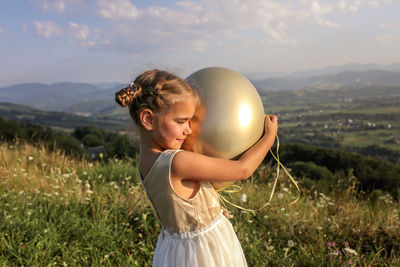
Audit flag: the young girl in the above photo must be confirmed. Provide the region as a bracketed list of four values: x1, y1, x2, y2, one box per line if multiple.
[115, 69, 278, 266]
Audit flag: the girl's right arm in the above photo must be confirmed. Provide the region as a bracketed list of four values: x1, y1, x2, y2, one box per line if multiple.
[172, 115, 278, 182]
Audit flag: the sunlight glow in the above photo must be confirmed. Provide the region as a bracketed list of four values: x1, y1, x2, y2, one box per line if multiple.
[238, 104, 252, 128]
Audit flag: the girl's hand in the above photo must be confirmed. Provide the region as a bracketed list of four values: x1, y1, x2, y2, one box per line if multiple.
[264, 114, 278, 140]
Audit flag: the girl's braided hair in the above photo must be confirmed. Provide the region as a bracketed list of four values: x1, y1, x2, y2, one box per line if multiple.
[115, 69, 197, 125]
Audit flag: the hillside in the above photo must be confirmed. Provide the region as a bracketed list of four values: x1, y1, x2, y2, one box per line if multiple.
[0, 102, 130, 132]
[0, 82, 125, 112]
[253, 70, 400, 91]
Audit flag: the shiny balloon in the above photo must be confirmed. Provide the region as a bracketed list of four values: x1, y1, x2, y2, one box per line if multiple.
[182, 67, 265, 190]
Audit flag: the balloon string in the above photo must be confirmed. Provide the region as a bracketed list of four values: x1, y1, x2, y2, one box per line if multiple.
[217, 134, 300, 212]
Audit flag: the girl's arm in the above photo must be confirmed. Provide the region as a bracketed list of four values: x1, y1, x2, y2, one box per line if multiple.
[172, 115, 278, 182]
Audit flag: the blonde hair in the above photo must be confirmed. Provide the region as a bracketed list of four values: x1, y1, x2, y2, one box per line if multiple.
[115, 69, 198, 126]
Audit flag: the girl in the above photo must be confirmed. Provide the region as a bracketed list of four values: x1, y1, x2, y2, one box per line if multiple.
[115, 69, 278, 266]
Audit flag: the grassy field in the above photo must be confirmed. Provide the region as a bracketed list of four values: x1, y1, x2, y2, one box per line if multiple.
[1, 142, 399, 266]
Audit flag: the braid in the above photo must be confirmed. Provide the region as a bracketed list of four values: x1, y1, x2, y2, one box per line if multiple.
[115, 69, 197, 126]
[115, 83, 142, 107]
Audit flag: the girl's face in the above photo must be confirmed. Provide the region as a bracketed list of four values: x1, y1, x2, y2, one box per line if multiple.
[152, 97, 196, 150]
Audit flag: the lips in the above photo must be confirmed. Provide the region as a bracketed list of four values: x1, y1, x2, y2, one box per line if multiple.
[177, 138, 185, 142]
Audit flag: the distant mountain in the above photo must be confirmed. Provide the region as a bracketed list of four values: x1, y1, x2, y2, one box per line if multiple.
[0, 102, 129, 131]
[94, 82, 125, 90]
[245, 62, 400, 81]
[253, 70, 400, 91]
[0, 82, 126, 112]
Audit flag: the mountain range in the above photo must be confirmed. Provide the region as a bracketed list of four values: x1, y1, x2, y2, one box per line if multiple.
[1, 65, 400, 115]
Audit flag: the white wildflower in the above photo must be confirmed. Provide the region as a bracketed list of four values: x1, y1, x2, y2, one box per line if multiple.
[28, 156, 33, 161]
[282, 187, 289, 192]
[240, 194, 247, 203]
[287, 240, 296, 247]
[344, 247, 358, 256]
[125, 176, 131, 181]
[277, 193, 283, 199]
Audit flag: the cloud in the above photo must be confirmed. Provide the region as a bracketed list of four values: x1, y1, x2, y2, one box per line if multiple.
[30, 0, 65, 13]
[33, 21, 62, 38]
[307, 1, 338, 27]
[93, 0, 316, 54]
[0, 27, 2, 34]
[97, 0, 140, 19]
[69, 22, 89, 40]
[30, 0, 84, 13]
[176, 1, 203, 12]
[337, 0, 392, 13]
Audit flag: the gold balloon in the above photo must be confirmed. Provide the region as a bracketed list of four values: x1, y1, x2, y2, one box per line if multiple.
[182, 67, 265, 190]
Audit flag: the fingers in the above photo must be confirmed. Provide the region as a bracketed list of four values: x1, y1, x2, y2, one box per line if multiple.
[265, 114, 278, 122]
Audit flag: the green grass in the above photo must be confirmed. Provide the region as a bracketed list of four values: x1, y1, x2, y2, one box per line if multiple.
[0, 143, 399, 266]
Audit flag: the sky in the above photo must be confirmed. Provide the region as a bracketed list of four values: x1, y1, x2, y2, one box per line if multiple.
[0, 0, 400, 86]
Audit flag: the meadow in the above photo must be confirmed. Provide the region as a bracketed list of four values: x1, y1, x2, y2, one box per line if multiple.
[1, 142, 399, 266]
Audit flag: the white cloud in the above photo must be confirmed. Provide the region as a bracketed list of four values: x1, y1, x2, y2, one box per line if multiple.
[338, 1, 360, 13]
[93, 0, 400, 55]
[30, 0, 84, 13]
[306, 1, 338, 27]
[33, 21, 62, 38]
[69, 22, 89, 40]
[0, 27, 3, 34]
[97, 0, 140, 19]
[338, 0, 392, 13]
[176, 1, 203, 12]
[31, 0, 65, 13]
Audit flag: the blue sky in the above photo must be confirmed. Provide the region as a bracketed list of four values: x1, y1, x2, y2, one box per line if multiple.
[0, 0, 399, 86]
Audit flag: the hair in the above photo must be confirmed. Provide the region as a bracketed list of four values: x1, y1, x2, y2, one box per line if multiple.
[115, 69, 198, 126]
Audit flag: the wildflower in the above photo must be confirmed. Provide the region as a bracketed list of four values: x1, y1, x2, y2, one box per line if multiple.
[282, 187, 289, 192]
[328, 241, 335, 247]
[125, 176, 131, 181]
[329, 252, 338, 257]
[240, 194, 247, 202]
[86, 190, 94, 194]
[344, 247, 358, 256]
[28, 156, 33, 161]
[267, 245, 274, 251]
[287, 240, 296, 247]
[277, 193, 283, 199]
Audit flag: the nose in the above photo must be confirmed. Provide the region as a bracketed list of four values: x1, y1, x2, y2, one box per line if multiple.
[184, 123, 192, 135]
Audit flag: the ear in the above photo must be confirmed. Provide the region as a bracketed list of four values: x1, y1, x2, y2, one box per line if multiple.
[139, 109, 154, 131]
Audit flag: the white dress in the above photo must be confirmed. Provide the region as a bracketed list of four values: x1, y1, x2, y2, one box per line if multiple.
[140, 149, 247, 267]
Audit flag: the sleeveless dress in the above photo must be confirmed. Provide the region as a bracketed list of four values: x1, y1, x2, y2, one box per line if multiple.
[140, 149, 247, 267]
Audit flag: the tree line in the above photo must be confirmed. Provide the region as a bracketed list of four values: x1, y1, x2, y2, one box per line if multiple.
[1, 116, 398, 198]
